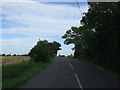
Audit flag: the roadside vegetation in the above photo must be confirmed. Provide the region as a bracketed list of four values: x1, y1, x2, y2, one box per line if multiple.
[2, 60, 53, 88]
[62, 2, 120, 78]
[28, 40, 61, 62]
[2, 40, 61, 88]
[58, 55, 66, 57]
[78, 57, 119, 79]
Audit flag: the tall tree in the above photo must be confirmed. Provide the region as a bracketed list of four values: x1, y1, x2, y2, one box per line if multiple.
[62, 2, 120, 74]
[62, 26, 95, 58]
[81, 2, 120, 73]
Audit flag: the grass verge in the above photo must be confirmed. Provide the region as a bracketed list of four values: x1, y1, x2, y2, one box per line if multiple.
[2, 59, 54, 88]
[76, 57, 119, 79]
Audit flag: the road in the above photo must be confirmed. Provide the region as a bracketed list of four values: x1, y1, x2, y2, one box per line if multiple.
[21, 57, 119, 88]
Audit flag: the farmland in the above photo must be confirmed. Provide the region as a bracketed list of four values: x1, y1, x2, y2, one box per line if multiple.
[2, 56, 53, 88]
[1, 56, 30, 65]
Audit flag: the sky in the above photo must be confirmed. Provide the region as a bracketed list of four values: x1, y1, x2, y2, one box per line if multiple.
[0, 0, 88, 55]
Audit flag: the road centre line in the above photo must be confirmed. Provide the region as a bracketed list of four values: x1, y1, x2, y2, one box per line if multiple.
[75, 73, 83, 90]
[69, 62, 74, 69]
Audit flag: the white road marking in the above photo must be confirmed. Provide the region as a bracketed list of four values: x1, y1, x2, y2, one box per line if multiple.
[75, 73, 83, 90]
[69, 62, 74, 69]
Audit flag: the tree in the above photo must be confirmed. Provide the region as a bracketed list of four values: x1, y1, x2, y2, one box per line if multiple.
[2, 54, 5, 56]
[62, 2, 120, 74]
[58, 55, 66, 57]
[62, 26, 82, 58]
[28, 40, 61, 62]
[7, 54, 11, 56]
[62, 26, 95, 59]
[81, 2, 120, 73]
[13, 54, 16, 56]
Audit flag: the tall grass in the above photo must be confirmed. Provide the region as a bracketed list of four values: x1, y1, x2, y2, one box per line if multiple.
[2, 60, 52, 88]
[77, 57, 119, 79]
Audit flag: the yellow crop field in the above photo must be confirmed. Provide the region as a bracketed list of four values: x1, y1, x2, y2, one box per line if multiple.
[1, 56, 30, 65]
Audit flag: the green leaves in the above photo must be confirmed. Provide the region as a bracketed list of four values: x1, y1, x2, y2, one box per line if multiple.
[28, 40, 61, 62]
[62, 25, 95, 58]
[62, 2, 120, 74]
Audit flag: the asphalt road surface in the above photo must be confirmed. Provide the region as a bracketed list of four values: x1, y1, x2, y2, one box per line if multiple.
[21, 57, 119, 88]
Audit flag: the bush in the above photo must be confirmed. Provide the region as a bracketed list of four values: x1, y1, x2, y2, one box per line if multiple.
[28, 40, 61, 62]
[58, 55, 66, 57]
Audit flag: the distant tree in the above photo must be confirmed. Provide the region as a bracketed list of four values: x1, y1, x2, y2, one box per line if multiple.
[13, 54, 16, 56]
[58, 55, 61, 57]
[58, 55, 65, 57]
[67, 54, 73, 57]
[2, 54, 5, 56]
[21, 54, 28, 56]
[61, 55, 66, 57]
[7, 54, 11, 56]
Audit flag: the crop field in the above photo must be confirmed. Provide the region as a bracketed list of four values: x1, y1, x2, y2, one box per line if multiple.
[1, 56, 30, 65]
[2, 56, 52, 88]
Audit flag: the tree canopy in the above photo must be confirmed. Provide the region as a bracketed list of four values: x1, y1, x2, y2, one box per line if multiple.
[28, 40, 61, 62]
[62, 2, 120, 74]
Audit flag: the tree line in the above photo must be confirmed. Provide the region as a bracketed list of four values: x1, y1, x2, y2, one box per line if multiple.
[1, 40, 61, 63]
[28, 40, 61, 62]
[62, 2, 120, 74]
[1, 54, 28, 56]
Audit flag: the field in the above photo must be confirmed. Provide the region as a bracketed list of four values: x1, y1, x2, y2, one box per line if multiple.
[2, 56, 54, 88]
[2, 58, 54, 88]
[1, 56, 30, 65]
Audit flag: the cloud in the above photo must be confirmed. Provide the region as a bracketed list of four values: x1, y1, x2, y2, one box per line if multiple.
[1, 1, 88, 55]
[1, 1, 88, 35]
[1, 0, 35, 2]
[1, 0, 87, 2]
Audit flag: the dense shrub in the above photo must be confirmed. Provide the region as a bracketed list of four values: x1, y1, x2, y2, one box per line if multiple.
[28, 40, 61, 62]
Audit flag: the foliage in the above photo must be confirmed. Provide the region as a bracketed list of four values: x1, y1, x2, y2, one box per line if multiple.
[62, 2, 120, 74]
[67, 54, 73, 58]
[58, 55, 66, 57]
[28, 40, 61, 62]
[62, 26, 95, 59]
[2, 61, 52, 88]
[2, 54, 5, 56]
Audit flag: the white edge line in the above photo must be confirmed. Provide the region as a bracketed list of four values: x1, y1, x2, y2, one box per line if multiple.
[69, 62, 74, 69]
[75, 73, 83, 90]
